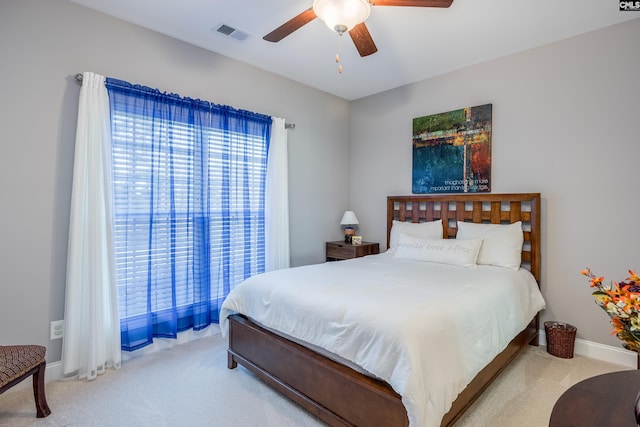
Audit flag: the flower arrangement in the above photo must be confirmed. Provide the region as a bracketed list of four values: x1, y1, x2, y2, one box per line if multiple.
[582, 268, 640, 351]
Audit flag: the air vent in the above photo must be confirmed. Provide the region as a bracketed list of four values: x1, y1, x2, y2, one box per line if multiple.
[216, 24, 235, 36]
[213, 24, 250, 42]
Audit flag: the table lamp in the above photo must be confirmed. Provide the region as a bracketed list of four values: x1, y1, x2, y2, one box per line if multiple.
[340, 210, 359, 243]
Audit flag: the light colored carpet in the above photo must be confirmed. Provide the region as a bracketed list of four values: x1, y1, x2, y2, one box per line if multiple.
[0, 333, 628, 427]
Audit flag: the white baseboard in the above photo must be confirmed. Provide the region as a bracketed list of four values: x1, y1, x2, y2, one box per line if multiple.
[538, 328, 637, 368]
[33, 330, 636, 387]
[46, 360, 63, 384]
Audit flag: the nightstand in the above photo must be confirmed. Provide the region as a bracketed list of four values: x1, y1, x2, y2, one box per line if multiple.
[326, 241, 380, 261]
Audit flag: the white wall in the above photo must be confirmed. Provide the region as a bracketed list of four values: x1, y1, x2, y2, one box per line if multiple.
[0, 0, 350, 362]
[349, 18, 640, 347]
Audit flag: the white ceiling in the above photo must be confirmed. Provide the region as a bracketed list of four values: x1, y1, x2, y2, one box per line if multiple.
[69, 0, 637, 100]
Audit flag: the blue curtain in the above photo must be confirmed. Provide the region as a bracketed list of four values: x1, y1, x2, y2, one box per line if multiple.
[105, 78, 271, 351]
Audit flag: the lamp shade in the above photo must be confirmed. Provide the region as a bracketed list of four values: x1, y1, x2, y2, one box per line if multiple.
[340, 210, 359, 225]
[313, 0, 371, 33]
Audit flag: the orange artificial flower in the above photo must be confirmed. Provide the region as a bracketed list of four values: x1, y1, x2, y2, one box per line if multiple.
[583, 267, 640, 350]
[611, 316, 626, 335]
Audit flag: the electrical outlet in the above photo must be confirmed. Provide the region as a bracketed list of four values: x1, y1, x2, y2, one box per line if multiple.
[50, 320, 64, 340]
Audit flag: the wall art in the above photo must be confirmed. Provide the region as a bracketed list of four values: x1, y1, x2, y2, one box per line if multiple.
[412, 103, 492, 194]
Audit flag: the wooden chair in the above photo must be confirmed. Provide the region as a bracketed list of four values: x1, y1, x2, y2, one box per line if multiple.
[0, 345, 51, 417]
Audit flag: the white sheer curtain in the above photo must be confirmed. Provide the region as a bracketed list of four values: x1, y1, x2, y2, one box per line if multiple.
[63, 72, 121, 380]
[265, 117, 290, 271]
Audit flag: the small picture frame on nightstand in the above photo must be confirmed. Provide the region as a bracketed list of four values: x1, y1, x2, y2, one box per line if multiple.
[351, 236, 362, 245]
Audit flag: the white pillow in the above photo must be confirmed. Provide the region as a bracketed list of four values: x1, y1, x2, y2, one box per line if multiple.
[394, 233, 482, 268]
[456, 221, 523, 270]
[388, 219, 443, 253]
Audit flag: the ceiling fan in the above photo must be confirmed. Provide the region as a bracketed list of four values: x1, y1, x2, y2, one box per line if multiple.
[263, 0, 454, 57]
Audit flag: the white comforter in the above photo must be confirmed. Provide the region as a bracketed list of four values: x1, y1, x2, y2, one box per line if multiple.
[220, 252, 545, 427]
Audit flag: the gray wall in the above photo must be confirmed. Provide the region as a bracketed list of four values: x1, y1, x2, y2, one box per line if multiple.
[2, 0, 639, 364]
[349, 18, 640, 347]
[0, 0, 350, 362]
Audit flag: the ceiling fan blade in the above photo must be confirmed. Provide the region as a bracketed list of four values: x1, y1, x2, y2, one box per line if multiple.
[349, 23, 378, 57]
[263, 8, 317, 42]
[369, 0, 453, 7]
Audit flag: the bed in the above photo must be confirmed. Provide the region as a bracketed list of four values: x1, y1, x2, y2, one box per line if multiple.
[220, 193, 544, 427]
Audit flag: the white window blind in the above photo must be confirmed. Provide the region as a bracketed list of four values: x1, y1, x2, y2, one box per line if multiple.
[110, 109, 267, 322]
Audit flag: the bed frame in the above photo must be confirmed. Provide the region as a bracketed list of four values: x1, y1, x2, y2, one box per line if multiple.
[227, 193, 541, 427]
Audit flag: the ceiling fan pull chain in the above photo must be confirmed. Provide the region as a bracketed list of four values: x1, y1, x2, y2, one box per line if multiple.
[336, 34, 344, 74]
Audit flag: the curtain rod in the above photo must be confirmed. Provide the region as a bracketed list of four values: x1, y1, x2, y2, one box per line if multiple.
[74, 73, 295, 129]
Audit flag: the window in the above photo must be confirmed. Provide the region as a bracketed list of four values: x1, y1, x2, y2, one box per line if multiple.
[106, 79, 271, 350]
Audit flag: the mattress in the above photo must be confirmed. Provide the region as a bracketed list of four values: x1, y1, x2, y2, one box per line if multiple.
[220, 252, 545, 427]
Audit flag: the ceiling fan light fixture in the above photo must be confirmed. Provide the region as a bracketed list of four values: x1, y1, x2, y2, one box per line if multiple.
[313, 0, 371, 34]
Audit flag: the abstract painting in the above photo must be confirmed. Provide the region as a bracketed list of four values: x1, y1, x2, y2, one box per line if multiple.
[412, 104, 492, 194]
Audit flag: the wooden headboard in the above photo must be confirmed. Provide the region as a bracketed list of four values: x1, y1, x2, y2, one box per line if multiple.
[387, 193, 541, 283]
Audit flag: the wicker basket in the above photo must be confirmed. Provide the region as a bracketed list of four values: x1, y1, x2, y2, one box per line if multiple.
[545, 321, 577, 358]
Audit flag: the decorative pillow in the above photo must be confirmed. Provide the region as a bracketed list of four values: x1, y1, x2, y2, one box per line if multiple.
[394, 233, 482, 268]
[456, 221, 523, 270]
[388, 219, 443, 253]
